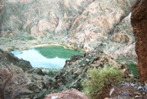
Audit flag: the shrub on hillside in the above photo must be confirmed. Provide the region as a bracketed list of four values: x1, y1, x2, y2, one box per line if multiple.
[82, 66, 124, 99]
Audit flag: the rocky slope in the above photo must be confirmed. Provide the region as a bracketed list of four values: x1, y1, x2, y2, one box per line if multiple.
[0, 0, 137, 62]
[0, 49, 52, 99]
[1, 0, 144, 99]
[0, 0, 94, 50]
[0, 48, 147, 99]
[0, 48, 135, 99]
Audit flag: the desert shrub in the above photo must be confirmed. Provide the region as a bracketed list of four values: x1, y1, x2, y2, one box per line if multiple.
[82, 66, 124, 99]
[26, 36, 35, 40]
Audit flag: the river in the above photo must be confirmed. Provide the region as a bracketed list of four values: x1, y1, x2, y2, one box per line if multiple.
[11, 46, 83, 68]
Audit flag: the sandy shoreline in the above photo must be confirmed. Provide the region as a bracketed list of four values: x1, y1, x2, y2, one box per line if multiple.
[0, 37, 82, 52]
[30, 43, 62, 49]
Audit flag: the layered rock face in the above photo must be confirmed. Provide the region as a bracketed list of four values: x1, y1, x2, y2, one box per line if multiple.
[0, 0, 137, 62]
[131, 0, 147, 81]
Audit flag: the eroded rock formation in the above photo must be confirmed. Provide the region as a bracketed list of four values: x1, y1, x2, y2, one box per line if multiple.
[131, 0, 147, 81]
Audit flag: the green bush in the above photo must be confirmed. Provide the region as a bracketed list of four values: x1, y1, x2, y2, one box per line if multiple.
[82, 66, 124, 99]
[26, 36, 35, 40]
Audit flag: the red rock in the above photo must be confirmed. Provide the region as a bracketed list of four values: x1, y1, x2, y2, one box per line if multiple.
[131, 0, 147, 81]
[45, 88, 89, 99]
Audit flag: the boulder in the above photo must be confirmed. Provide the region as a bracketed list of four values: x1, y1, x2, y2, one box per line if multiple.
[0, 49, 32, 71]
[45, 88, 89, 99]
[131, 0, 147, 81]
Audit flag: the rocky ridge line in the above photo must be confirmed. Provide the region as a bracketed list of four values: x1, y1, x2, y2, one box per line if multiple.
[0, 0, 137, 62]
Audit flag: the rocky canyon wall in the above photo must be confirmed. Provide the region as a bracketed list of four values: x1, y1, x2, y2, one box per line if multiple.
[0, 0, 137, 61]
[0, 0, 93, 38]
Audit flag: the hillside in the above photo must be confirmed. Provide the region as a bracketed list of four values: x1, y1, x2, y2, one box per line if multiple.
[0, 0, 136, 62]
[1, 0, 145, 99]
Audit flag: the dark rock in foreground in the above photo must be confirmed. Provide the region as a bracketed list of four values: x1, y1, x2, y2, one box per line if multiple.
[131, 0, 147, 81]
[104, 79, 147, 99]
[45, 88, 88, 99]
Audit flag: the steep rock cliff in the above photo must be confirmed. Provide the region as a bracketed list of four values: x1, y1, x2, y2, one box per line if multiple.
[131, 0, 147, 81]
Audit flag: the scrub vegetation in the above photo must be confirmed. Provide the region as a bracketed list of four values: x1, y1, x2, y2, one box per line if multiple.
[82, 66, 124, 99]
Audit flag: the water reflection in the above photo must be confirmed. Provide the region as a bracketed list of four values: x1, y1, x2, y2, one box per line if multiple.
[11, 49, 67, 68]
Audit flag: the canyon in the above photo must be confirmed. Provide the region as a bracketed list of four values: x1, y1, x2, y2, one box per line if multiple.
[0, 0, 136, 62]
[2, 0, 147, 99]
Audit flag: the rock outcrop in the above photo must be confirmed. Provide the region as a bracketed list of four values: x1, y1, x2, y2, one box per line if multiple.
[0, 49, 52, 99]
[53, 50, 133, 92]
[45, 88, 88, 99]
[43, 49, 135, 99]
[0, 49, 32, 71]
[131, 0, 147, 81]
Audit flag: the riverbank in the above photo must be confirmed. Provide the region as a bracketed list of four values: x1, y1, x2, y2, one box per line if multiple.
[0, 37, 84, 52]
